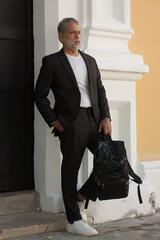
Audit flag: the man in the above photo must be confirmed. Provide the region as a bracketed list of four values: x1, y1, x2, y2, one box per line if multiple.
[35, 18, 112, 236]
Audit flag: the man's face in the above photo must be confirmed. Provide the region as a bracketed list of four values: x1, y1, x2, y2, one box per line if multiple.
[59, 22, 81, 51]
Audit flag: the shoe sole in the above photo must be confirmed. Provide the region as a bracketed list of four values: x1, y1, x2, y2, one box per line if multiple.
[66, 227, 98, 236]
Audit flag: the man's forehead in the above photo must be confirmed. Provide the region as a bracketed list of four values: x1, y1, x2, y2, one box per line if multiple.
[65, 22, 80, 31]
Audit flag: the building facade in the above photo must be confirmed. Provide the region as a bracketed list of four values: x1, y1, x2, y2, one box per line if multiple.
[33, 0, 160, 223]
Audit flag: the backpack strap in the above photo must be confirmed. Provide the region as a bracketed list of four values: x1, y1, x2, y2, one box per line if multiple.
[127, 161, 143, 204]
[84, 198, 89, 209]
[137, 184, 143, 204]
[127, 161, 142, 184]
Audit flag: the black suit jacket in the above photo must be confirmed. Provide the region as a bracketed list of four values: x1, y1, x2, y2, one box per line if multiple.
[35, 48, 111, 130]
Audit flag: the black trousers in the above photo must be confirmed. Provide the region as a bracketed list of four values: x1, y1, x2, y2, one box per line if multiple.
[58, 108, 104, 222]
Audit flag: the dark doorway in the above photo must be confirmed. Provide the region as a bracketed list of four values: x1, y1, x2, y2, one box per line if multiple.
[0, 0, 34, 191]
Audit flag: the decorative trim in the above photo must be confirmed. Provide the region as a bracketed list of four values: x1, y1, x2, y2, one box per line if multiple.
[99, 61, 149, 74]
[142, 161, 160, 170]
[81, 24, 134, 35]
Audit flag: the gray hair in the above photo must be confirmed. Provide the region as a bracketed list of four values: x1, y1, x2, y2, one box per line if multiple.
[57, 18, 79, 33]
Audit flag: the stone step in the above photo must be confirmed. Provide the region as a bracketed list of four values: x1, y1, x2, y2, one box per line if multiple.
[0, 211, 67, 240]
[0, 190, 40, 216]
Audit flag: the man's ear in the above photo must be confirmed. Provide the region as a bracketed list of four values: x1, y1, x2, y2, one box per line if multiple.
[58, 33, 63, 43]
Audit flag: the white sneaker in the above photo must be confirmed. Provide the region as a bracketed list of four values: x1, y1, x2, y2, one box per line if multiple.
[66, 220, 98, 236]
[78, 201, 88, 223]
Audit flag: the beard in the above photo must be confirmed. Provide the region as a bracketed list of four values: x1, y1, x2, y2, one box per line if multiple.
[63, 37, 81, 51]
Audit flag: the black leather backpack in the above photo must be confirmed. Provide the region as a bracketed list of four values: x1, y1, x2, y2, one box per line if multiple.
[85, 135, 143, 209]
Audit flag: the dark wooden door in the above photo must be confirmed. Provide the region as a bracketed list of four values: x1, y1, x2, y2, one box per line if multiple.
[0, 0, 34, 191]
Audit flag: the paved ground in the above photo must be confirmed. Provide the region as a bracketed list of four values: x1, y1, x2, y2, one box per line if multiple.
[11, 211, 160, 240]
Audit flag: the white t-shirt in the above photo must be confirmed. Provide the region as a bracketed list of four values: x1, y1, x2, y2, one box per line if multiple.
[65, 53, 92, 108]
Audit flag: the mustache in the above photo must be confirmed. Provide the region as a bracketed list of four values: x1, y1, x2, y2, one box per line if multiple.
[73, 39, 81, 44]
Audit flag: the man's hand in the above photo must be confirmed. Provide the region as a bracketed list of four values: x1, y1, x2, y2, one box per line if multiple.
[52, 120, 64, 132]
[98, 118, 112, 135]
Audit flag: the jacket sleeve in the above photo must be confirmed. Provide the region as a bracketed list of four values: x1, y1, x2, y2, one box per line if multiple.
[95, 60, 111, 121]
[34, 57, 57, 127]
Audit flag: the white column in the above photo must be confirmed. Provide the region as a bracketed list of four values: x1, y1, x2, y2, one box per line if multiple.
[80, 0, 156, 223]
[34, 0, 63, 213]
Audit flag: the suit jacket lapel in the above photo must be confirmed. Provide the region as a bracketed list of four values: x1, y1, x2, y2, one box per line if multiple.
[79, 50, 91, 87]
[58, 48, 79, 89]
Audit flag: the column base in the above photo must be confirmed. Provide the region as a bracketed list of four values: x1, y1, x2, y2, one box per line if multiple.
[86, 180, 155, 224]
[39, 193, 64, 213]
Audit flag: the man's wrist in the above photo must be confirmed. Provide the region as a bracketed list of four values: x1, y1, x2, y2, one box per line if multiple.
[104, 118, 110, 121]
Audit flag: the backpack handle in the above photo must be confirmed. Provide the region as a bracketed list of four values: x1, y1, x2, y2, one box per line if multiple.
[104, 134, 112, 141]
